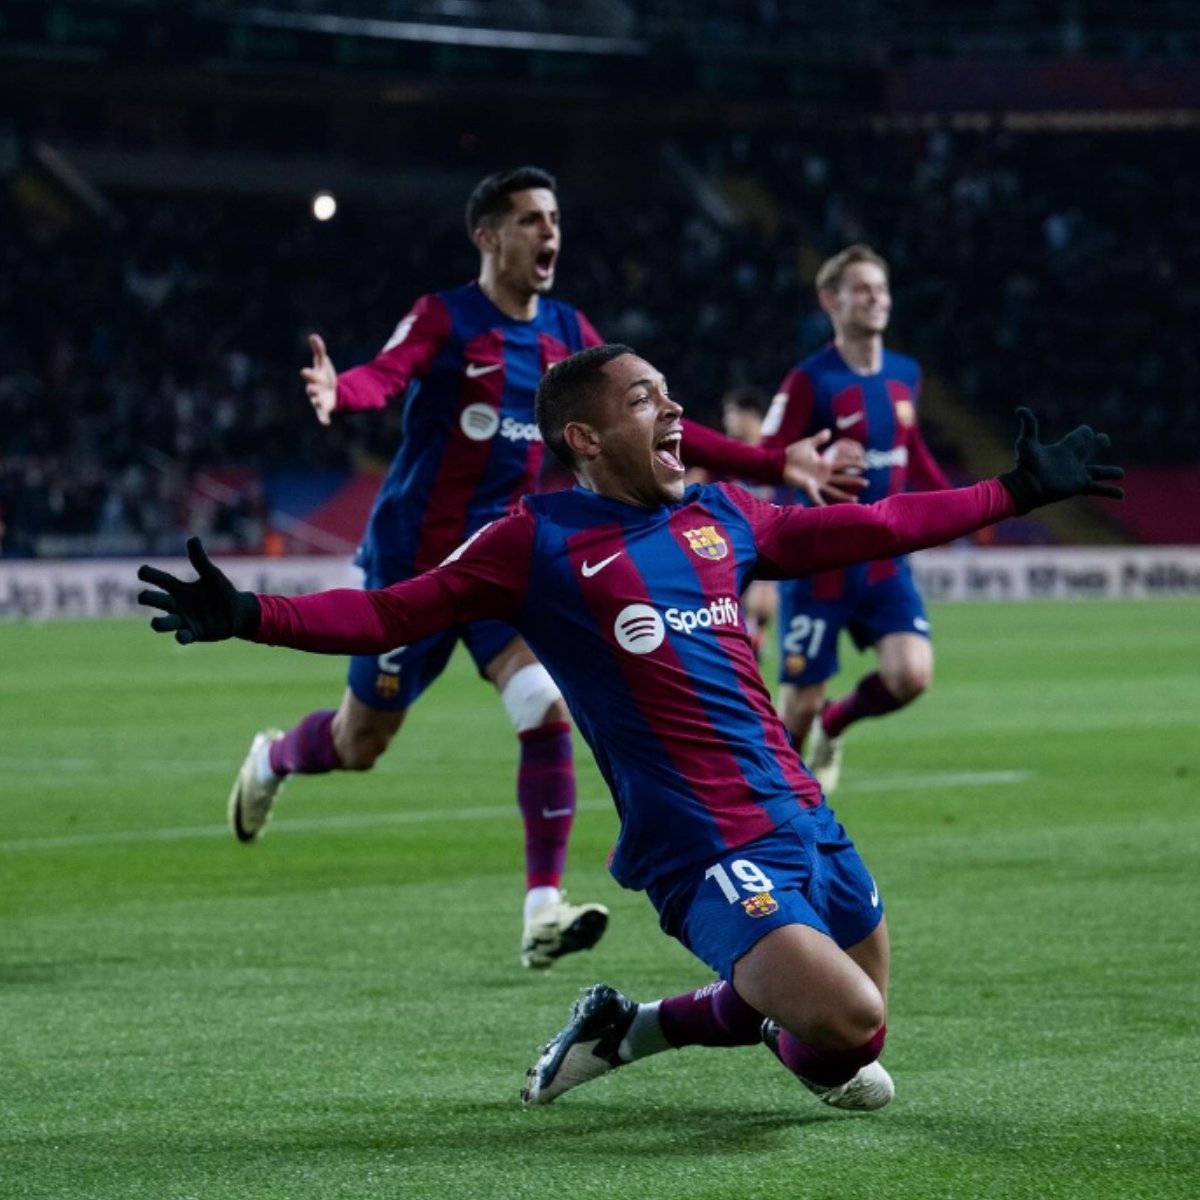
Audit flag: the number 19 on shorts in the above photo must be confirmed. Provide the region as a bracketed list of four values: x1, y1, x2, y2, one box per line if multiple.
[705, 859, 775, 903]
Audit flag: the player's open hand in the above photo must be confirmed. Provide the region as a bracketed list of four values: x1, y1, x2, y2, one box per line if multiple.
[999, 407, 1125, 514]
[782, 430, 868, 506]
[137, 537, 260, 644]
[820, 434, 868, 504]
[301, 333, 339, 426]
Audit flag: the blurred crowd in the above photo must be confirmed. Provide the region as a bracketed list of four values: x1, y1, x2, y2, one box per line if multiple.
[1, 124, 1196, 556]
[733, 125, 1200, 463]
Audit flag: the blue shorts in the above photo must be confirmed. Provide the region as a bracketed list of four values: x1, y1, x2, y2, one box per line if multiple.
[778, 557, 930, 686]
[346, 566, 518, 712]
[645, 805, 883, 982]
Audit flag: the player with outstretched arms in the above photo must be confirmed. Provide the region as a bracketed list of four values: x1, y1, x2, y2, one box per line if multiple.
[232, 167, 862, 969]
[139, 343, 1122, 1111]
[761, 244, 952, 793]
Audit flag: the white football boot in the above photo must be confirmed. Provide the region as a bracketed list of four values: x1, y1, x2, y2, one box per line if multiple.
[522, 983, 636, 1105]
[804, 1060, 894, 1110]
[228, 729, 286, 843]
[521, 896, 609, 969]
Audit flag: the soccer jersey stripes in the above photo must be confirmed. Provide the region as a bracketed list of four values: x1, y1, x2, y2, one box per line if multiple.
[333, 282, 794, 590]
[337, 281, 600, 582]
[761, 344, 950, 505]
[761, 344, 951, 604]
[254, 478, 1016, 893]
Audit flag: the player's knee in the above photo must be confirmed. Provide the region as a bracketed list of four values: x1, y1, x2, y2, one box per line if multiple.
[886, 666, 930, 705]
[500, 663, 563, 734]
[804, 978, 886, 1051]
[843, 981, 887, 1047]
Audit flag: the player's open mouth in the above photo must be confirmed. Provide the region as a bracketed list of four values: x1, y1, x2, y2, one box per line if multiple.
[654, 430, 684, 473]
[535, 249, 556, 280]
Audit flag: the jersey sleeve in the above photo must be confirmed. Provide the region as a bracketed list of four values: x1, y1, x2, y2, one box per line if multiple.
[680, 419, 788, 484]
[906, 424, 953, 491]
[577, 310, 604, 349]
[335, 293, 454, 413]
[252, 507, 536, 654]
[758, 367, 818, 452]
[721, 479, 1016, 579]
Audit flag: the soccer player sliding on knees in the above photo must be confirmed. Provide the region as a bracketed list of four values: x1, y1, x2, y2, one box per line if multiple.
[138, 348, 1122, 1113]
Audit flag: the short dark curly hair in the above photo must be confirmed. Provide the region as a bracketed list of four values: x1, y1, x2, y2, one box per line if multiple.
[465, 166, 558, 239]
[535, 343, 635, 469]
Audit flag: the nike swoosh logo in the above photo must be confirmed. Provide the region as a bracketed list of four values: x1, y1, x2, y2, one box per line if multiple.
[541, 807, 574, 819]
[581, 552, 622, 578]
[836, 412, 864, 429]
[465, 362, 502, 378]
[869, 881, 879, 908]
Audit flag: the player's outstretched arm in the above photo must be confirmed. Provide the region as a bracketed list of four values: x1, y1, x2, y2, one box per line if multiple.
[998, 407, 1125, 512]
[301, 333, 339, 426]
[137, 537, 261, 644]
[139, 512, 532, 657]
[747, 408, 1123, 577]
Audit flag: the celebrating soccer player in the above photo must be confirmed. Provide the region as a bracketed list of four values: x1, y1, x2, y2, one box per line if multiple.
[232, 168, 859, 969]
[139, 343, 1123, 1111]
[760, 244, 954, 793]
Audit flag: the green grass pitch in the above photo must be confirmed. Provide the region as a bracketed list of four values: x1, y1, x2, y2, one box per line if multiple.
[1, 601, 1197, 1200]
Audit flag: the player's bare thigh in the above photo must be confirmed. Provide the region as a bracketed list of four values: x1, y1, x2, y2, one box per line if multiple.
[332, 687, 407, 770]
[484, 637, 570, 724]
[780, 681, 828, 743]
[875, 632, 933, 703]
[732, 921, 885, 1049]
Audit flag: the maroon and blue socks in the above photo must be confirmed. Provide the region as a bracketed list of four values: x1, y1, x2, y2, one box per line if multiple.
[822, 671, 903, 739]
[517, 721, 576, 891]
[658, 980, 764, 1049]
[775, 1023, 887, 1087]
[653, 979, 885, 1088]
[268, 709, 342, 776]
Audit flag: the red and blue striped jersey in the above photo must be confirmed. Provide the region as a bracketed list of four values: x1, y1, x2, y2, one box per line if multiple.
[255, 478, 1016, 890]
[336, 281, 599, 580]
[334, 282, 795, 583]
[761, 344, 951, 505]
[760, 343, 953, 597]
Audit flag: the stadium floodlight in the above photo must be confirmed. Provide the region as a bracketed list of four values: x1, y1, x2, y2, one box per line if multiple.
[312, 191, 338, 221]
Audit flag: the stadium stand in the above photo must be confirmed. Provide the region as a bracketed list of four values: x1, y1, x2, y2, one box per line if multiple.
[708, 124, 1200, 467]
[3, 121, 1196, 555]
[1, 1, 1196, 556]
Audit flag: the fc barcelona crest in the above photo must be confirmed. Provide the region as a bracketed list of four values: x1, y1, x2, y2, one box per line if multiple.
[683, 525, 728, 561]
[375, 673, 401, 699]
[742, 891, 779, 918]
[894, 398, 916, 428]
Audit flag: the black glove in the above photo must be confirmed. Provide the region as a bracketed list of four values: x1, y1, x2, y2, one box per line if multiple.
[998, 407, 1125, 515]
[137, 537, 261, 644]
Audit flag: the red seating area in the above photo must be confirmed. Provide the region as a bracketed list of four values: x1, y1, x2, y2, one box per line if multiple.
[1100, 468, 1200, 545]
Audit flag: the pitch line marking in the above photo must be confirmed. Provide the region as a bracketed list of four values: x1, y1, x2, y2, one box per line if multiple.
[0, 770, 1032, 853]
